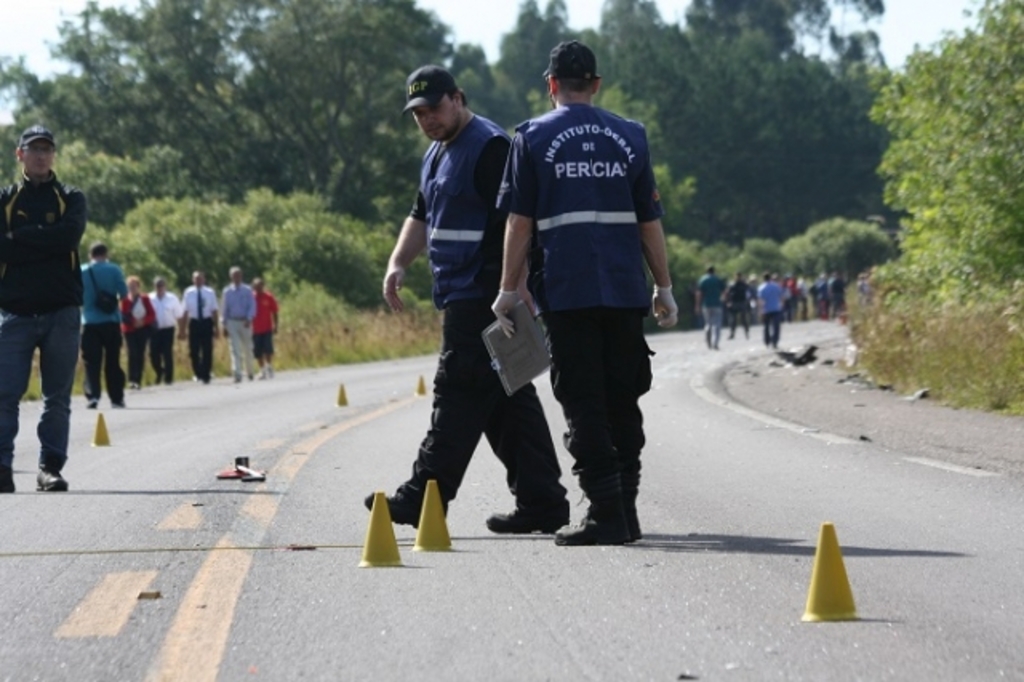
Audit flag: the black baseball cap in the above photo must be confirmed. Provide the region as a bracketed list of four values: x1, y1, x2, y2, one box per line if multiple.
[543, 40, 599, 80]
[403, 65, 458, 113]
[19, 125, 56, 148]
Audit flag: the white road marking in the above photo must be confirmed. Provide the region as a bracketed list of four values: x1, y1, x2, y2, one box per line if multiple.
[903, 457, 1000, 478]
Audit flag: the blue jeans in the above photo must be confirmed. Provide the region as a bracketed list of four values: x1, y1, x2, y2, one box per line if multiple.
[0, 306, 81, 471]
[763, 310, 782, 349]
[702, 306, 723, 348]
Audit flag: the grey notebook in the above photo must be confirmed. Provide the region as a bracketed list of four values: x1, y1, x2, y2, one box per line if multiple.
[482, 301, 551, 396]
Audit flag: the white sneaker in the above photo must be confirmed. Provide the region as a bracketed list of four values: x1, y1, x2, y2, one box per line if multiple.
[267, 365, 274, 379]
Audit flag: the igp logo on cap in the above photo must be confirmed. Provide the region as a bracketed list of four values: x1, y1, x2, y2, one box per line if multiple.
[403, 65, 458, 113]
[543, 40, 599, 80]
[19, 125, 56, 148]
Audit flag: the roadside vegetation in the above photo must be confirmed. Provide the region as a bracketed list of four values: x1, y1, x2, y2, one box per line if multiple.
[854, 0, 1024, 414]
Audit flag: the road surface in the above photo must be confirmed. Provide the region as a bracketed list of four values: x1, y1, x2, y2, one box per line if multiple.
[2, 321, 1021, 681]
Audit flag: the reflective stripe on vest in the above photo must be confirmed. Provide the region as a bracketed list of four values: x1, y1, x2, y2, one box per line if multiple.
[430, 228, 485, 242]
[536, 210, 637, 232]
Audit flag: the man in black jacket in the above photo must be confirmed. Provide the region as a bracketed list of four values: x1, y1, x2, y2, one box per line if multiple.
[0, 125, 87, 493]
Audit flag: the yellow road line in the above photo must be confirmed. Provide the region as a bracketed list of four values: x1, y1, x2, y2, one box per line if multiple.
[240, 491, 279, 528]
[55, 570, 159, 638]
[145, 538, 251, 682]
[157, 503, 203, 530]
[146, 396, 418, 681]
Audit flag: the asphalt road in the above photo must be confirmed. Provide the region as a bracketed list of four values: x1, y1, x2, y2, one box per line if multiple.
[2, 321, 1022, 681]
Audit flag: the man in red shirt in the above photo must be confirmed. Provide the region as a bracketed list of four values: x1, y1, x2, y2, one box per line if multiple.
[251, 278, 279, 379]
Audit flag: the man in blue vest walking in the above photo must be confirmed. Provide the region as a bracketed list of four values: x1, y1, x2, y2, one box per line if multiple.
[366, 65, 569, 533]
[492, 41, 678, 545]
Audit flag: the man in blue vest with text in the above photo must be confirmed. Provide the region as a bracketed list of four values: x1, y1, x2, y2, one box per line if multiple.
[492, 41, 678, 546]
[0, 125, 86, 493]
[366, 65, 569, 533]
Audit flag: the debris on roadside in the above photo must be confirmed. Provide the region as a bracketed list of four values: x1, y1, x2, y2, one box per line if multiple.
[776, 344, 817, 366]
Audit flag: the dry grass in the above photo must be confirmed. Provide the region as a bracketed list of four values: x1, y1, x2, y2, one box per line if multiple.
[850, 294, 1024, 414]
[20, 292, 441, 401]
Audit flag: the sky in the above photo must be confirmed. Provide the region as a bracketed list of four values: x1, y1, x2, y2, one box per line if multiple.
[1, 0, 980, 122]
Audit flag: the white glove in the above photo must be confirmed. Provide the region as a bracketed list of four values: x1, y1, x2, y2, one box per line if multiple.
[652, 285, 678, 328]
[491, 290, 521, 338]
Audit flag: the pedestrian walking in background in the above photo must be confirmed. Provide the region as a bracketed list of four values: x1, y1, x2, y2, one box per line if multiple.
[368, 64, 569, 534]
[149, 276, 183, 384]
[180, 270, 218, 384]
[695, 265, 726, 349]
[829, 271, 847, 320]
[725, 271, 751, 340]
[81, 241, 128, 409]
[758, 272, 784, 349]
[120, 275, 155, 390]
[221, 266, 256, 383]
[492, 40, 678, 546]
[251, 277, 278, 379]
[0, 125, 86, 493]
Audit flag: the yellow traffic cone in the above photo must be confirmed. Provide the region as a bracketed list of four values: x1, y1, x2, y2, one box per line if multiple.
[414, 479, 451, 552]
[415, 375, 428, 396]
[92, 413, 111, 447]
[802, 522, 858, 622]
[359, 492, 402, 568]
[336, 384, 348, 407]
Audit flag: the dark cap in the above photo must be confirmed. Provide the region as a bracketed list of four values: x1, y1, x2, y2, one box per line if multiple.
[403, 65, 458, 113]
[543, 40, 599, 80]
[19, 125, 55, 148]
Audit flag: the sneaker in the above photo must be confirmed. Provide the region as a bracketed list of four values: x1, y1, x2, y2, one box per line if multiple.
[234, 375, 242, 384]
[486, 509, 569, 534]
[129, 382, 140, 390]
[111, 401, 126, 408]
[363, 490, 424, 528]
[267, 366, 274, 378]
[36, 468, 68, 492]
[0, 465, 14, 493]
[247, 374, 254, 381]
[86, 399, 99, 409]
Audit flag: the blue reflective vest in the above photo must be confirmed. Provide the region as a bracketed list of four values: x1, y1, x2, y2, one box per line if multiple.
[500, 104, 663, 313]
[421, 115, 508, 309]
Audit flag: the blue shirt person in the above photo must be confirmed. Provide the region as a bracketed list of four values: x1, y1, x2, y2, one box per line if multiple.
[758, 272, 785, 349]
[80, 242, 129, 408]
[221, 266, 257, 382]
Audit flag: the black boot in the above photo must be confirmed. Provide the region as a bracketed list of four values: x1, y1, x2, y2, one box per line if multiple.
[620, 469, 642, 543]
[0, 465, 14, 493]
[555, 473, 630, 546]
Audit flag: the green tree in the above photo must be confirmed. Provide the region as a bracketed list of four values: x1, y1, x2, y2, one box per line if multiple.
[781, 217, 894, 277]
[872, 0, 1024, 299]
[494, 0, 573, 125]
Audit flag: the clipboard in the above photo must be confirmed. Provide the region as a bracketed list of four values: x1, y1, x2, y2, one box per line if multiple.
[481, 300, 550, 396]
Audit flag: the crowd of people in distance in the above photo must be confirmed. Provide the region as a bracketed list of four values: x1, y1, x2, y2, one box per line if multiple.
[695, 267, 870, 351]
[80, 243, 280, 409]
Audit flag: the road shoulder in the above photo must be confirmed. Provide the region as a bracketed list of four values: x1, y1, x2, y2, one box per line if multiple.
[716, 335, 1024, 478]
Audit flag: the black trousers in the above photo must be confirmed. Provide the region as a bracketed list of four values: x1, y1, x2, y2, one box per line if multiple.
[763, 310, 782, 348]
[150, 326, 176, 384]
[81, 322, 126, 403]
[124, 326, 151, 385]
[542, 307, 652, 485]
[188, 319, 214, 382]
[402, 299, 567, 515]
[728, 305, 750, 337]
